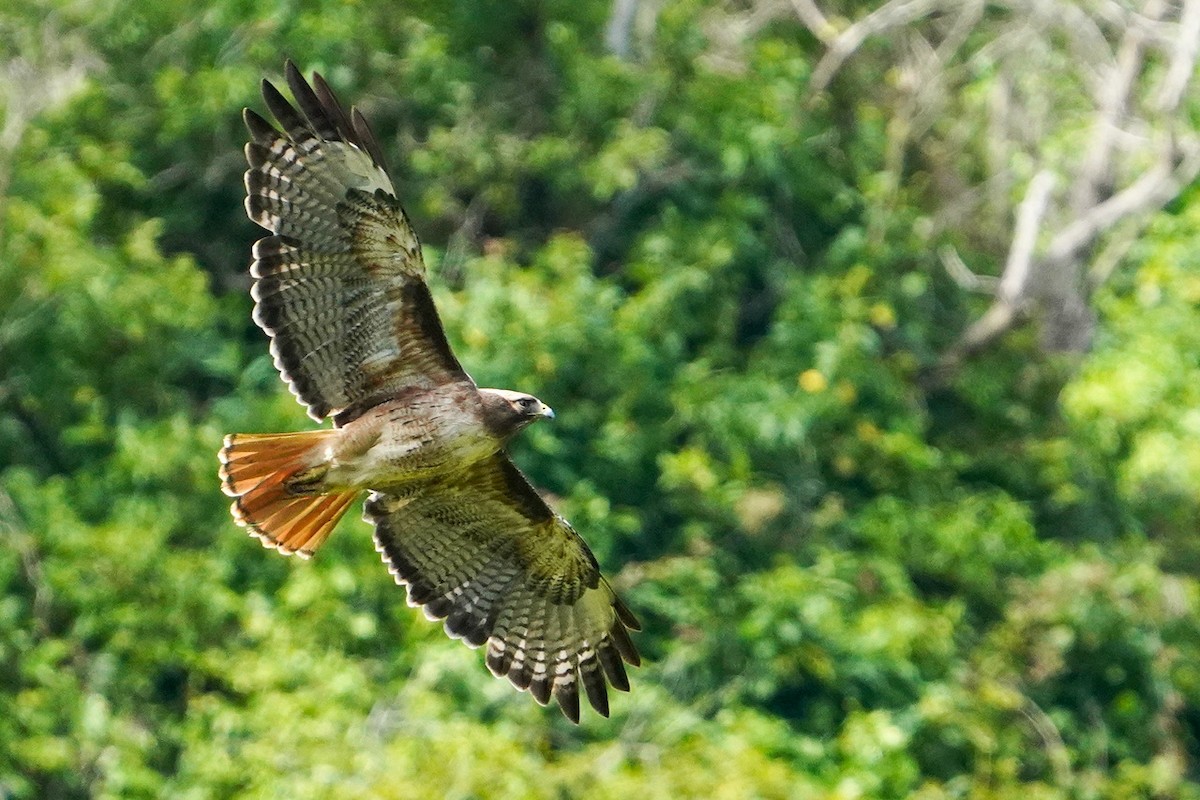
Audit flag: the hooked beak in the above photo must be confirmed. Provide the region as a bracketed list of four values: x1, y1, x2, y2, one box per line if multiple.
[541, 404, 556, 420]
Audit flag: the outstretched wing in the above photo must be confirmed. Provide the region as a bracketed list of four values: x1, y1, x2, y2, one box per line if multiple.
[244, 60, 469, 425]
[365, 454, 641, 722]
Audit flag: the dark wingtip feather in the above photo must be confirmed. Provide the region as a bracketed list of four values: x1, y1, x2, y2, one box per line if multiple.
[261, 78, 305, 135]
[598, 643, 631, 693]
[555, 682, 581, 723]
[425, 596, 453, 619]
[284, 58, 303, 89]
[581, 668, 610, 717]
[260, 77, 280, 106]
[446, 606, 491, 647]
[529, 673, 553, 706]
[509, 662, 532, 691]
[487, 645, 515, 679]
[614, 595, 641, 631]
[286, 62, 339, 140]
[462, 626, 488, 648]
[407, 584, 439, 606]
[610, 620, 640, 667]
[351, 106, 390, 175]
[311, 71, 356, 143]
[243, 108, 277, 142]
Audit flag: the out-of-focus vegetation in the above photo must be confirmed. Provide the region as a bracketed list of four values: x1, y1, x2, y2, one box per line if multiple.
[2, 1, 1199, 797]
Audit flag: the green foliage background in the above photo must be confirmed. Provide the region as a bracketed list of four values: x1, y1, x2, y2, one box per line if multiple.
[2, 1, 1199, 797]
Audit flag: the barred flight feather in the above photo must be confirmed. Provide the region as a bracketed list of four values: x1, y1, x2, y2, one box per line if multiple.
[364, 455, 640, 722]
[243, 60, 465, 424]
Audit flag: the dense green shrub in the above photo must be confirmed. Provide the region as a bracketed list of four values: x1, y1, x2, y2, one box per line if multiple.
[2, 1, 1198, 797]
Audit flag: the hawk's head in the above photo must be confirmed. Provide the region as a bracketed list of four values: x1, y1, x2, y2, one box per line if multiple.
[480, 388, 555, 439]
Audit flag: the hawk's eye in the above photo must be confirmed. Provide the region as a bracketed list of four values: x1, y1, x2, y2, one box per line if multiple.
[516, 397, 537, 412]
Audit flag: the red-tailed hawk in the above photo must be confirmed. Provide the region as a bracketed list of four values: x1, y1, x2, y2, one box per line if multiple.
[218, 61, 639, 722]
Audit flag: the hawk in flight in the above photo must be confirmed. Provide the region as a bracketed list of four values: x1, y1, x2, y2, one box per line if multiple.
[218, 61, 639, 722]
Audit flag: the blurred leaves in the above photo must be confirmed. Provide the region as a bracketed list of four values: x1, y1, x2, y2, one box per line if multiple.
[2, 1, 1200, 798]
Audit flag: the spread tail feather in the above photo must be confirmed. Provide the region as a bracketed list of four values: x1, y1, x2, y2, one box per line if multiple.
[218, 431, 355, 558]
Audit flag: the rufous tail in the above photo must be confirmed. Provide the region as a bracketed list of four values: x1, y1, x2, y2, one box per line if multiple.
[218, 430, 356, 558]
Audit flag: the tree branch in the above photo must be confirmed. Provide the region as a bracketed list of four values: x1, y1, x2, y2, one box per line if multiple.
[1047, 145, 1199, 269]
[605, 0, 639, 59]
[931, 170, 1056, 377]
[788, 0, 835, 44]
[808, 0, 947, 95]
[1000, 170, 1057, 303]
[1068, 0, 1165, 214]
[938, 246, 998, 294]
[1156, 0, 1200, 113]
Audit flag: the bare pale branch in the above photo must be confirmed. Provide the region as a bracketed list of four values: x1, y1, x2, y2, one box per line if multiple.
[938, 246, 999, 294]
[1000, 170, 1057, 304]
[1156, 0, 1200, 112]
[809, 0, 947, 94]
